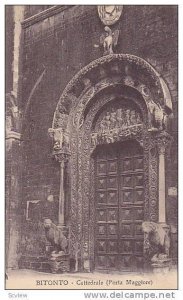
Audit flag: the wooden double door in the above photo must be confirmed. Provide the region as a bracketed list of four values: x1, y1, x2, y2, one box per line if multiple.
[94, 141, 144, 271]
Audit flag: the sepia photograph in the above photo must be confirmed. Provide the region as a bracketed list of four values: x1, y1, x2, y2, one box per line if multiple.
[5, 4, 178, 290]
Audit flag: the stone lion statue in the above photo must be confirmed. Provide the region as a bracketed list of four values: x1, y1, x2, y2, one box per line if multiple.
[142, 221, 170, 259]
[43, 218, 68, 254]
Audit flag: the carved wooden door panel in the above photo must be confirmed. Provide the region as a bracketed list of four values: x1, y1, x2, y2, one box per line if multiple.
[94, 141, 144, 271]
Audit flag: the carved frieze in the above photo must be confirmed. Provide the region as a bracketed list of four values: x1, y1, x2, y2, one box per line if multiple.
[91, 125, 143, 148]
[90, 103, 143, 148]
[95, 107, 142, 131]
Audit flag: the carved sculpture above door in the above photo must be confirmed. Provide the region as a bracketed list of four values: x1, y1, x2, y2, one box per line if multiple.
[91, 99, 143, 148]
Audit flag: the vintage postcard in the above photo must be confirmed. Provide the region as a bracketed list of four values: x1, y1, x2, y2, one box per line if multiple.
[5, 4, 178, 290]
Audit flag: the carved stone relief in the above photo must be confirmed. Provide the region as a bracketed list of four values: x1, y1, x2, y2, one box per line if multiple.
[95, 106, 142, 131]
[91, 105, 143, 148]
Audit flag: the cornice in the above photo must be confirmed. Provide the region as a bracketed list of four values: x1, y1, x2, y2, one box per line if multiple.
[21, 5, 73, 29]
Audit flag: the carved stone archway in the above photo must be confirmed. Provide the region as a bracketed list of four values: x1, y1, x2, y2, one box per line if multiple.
[48, 54, 173, 272]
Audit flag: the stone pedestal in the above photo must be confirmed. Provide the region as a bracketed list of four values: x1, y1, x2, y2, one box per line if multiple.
[151, 254, 172, 274]
[49, 253, 70, 273]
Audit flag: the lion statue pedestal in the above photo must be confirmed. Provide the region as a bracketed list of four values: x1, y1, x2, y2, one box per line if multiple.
[43, 218, 70, 273]
[151, 253, 171, 274]
[142, 221, 172, 273]
[49, 251, 70, 273]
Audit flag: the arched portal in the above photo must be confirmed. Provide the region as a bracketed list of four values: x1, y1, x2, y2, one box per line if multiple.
[48, 54, 173, 272]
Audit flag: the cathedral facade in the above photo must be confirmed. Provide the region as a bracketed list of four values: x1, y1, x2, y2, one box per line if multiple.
[6, 5, 178, 274]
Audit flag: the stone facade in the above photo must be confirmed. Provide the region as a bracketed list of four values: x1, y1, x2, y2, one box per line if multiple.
[6, 5, 178, 273]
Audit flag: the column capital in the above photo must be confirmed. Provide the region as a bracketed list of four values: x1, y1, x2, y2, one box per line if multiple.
[155, 131, 173, 155]
[53, 148, 71, 164]
[48, 127, 70, 161]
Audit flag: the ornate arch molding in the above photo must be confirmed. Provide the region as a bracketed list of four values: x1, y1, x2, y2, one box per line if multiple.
[52, 54, 173, 130]
[47, 54, 173, 272]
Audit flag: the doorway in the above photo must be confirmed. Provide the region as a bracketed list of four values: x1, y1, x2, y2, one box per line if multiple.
[94, 140, 144, 271]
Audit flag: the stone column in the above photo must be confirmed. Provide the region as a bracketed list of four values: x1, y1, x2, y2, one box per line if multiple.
[53, 150, 71, 273]
[158, 144, 166, 223]
[5, 6, 24, 273]
[156, 131, 172, 224]
[54, 151, 70, 226]
[6, 130, 22, 270]
[48, 127, 70, 226]
[48, 128, 71, 273]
